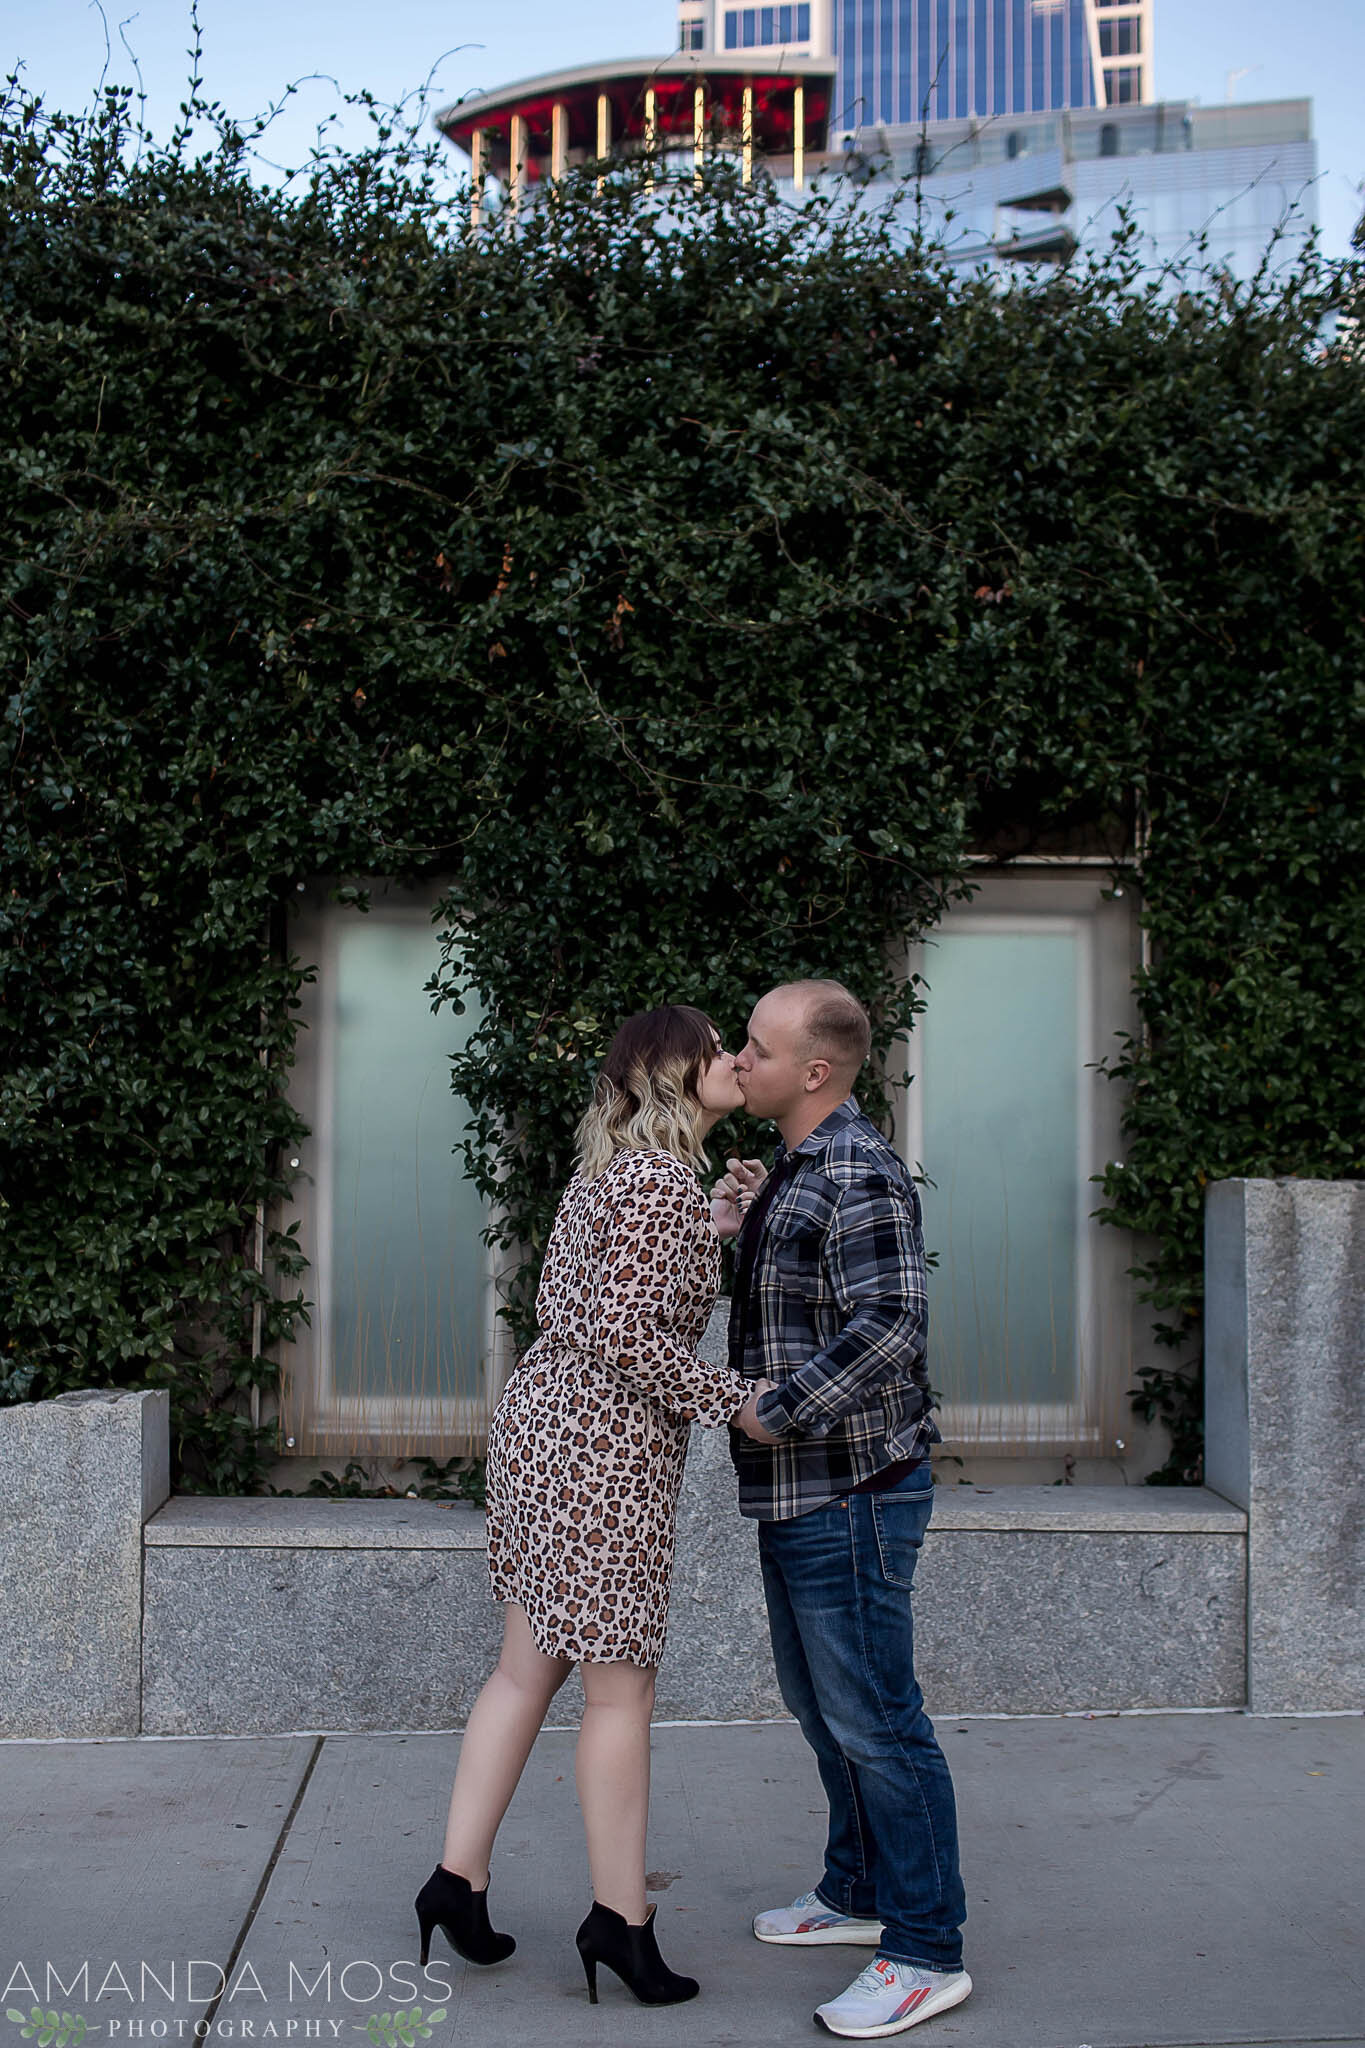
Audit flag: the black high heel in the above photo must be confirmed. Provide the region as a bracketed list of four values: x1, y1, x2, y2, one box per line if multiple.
[414, 1865, 515, 1967]
[574, 1899, 698, 2006]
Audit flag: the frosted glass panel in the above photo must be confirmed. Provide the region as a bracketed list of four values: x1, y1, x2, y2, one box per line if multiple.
[919, 930, 1079, 1407]
[328, 920, 484, 1404]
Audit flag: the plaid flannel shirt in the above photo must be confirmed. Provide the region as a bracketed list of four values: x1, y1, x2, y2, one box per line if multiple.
[728, 1096, 939, 1521]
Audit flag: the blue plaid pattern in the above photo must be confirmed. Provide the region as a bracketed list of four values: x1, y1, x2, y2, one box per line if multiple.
[728, 1096, 939, 1521]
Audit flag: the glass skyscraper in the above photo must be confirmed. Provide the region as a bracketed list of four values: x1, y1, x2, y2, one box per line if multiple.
[677, 1, 1154, 127]
[837, 0, 1095, 126]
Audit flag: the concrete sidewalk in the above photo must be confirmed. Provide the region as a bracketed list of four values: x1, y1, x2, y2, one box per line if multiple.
[3, 1714, 1361, 2048]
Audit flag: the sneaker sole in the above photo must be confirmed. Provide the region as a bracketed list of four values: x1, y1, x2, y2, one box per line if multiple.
[753, 1923, 885, 1948]
[813, 1971, 973, 2038]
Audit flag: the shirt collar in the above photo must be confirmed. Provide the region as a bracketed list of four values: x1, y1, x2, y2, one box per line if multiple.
[774, 1094, 861, 1167]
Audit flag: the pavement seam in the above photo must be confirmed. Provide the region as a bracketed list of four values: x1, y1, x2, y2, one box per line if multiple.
[195, 1735, 325, 2033]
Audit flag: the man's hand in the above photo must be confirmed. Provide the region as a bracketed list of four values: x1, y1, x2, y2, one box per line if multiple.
[710, 1156, 769, 1241]
[732, 1377, 782, 1444]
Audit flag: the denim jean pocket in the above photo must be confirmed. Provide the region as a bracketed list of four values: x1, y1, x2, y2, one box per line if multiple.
[870, 1488, 933, 1588]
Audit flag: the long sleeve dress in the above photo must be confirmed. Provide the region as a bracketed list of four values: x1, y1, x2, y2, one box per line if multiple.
[485, 1145, 752, 1666]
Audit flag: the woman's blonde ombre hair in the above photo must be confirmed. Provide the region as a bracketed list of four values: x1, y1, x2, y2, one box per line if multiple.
[576, 1005, 720, 1182]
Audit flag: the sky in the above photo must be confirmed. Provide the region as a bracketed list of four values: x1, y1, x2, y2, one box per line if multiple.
[7, 0, 1363, 257]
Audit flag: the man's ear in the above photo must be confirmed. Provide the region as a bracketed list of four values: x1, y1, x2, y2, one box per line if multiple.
[804, 1059, 833, 1093]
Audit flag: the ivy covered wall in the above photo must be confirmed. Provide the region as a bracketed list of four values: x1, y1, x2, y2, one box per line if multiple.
[2, 88, 1361, 1488]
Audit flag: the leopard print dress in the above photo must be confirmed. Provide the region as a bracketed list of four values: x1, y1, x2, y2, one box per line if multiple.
[485, 1146, 752, 1666]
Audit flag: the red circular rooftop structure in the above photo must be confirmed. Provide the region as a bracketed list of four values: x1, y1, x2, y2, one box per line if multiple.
[435, 53, 836, 216]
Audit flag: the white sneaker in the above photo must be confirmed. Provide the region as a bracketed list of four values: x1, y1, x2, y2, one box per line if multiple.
[814, 1956, 973, 2037]
[752, 1888, 885, 1947]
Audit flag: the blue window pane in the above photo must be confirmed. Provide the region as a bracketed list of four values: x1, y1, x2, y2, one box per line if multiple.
[934, 0, 951, 120]
[1070, 0, 1087, 106]
[898, 0, 914, 118]
[861, 0, 875, 126]
[760, 6, 774, 41]
[742, 8, 757, 49]
[917, 0, 932, 126]
[838, 0, 857, 125]
[882, 0, 894, 123]
[1049, 10, 1063, 107]
[797, 1, 810, 35]
[724, 10, 739, 49]
[779, 5, 792, 39]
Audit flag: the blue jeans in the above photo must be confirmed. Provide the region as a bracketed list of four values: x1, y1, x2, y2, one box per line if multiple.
[758, 1463, 966, 1972]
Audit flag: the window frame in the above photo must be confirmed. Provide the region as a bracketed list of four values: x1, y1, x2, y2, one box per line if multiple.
[891, 867, 1143, 1454]
[275, 878, 515, 1460]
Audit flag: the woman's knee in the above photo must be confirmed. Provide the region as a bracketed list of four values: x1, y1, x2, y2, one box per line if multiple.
[499, 1656, 573, 1706]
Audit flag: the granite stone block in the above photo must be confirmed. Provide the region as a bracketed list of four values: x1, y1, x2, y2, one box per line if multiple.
[138, 1291, 1254, 1733]
[913, 1527, 1247, 1712]
[145, 1494, 488, 1548]
[661, 1421, 785, 1719]
[142, 1469, 1247, 1729]
[1205, 1177, 1365, 1712]
[142, 1542, 504, 1735]
[668, 1441, 1247, 1717]
[672, 1298, 1246, 1717]
[0, 1388, 169, 1737]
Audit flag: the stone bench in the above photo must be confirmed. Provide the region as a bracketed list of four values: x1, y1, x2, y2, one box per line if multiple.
[4, 1179, 1361, 1735]
[136, 1463, 1248, 1734]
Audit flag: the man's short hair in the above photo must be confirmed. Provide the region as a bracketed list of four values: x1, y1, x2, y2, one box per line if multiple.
[781, 979, 872, 1076]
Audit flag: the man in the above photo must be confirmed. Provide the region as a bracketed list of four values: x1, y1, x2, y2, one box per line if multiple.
[723, 980, 970, 2039]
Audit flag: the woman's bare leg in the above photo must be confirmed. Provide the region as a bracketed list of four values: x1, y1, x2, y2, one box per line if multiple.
[576, 1659, 657, 1923]
[440, 1602, 573, 1886]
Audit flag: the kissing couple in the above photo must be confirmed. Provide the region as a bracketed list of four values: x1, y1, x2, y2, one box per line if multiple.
[413, 980, 970, 2039]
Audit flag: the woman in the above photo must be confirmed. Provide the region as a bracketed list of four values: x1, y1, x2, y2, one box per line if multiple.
[415, 1005, 764, 2007]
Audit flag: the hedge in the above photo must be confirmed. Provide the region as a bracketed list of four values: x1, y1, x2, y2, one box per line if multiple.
[2, 79, 1361, 1487]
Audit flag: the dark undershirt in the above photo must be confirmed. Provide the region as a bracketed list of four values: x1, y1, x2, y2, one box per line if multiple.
[845, 1457, 922, 1493]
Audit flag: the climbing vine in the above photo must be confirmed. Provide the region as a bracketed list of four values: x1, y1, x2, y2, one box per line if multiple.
[1, 74, 1361, 1487]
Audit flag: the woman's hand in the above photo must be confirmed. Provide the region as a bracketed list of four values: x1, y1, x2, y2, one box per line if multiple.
[710, 1156, 769, 1240]
[731, 1377, 782, 1443]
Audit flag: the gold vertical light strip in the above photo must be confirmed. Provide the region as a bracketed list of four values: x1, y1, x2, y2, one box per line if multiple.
[596, 90, 610, 193]
[742, 81, 754, 185]
[550, 100, 567, 182]
[644, 83, 657, 192]
[508, 111, 526, 215]
[469, 127, 485, 227]
[793, 80, 805, 190]
[693, 81, 705, 190]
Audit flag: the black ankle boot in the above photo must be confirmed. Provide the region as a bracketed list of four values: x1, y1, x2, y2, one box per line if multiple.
[414, 1865, 515, 1967]
[574, 1899, 698, 2005]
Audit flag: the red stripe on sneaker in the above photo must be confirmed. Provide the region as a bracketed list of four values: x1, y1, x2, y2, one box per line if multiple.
[892, 1987, 931, 2020]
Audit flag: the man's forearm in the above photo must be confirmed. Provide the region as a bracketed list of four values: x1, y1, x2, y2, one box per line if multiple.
[754, 1302, 927, 1440]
